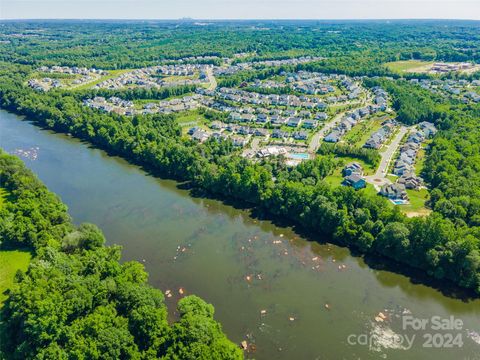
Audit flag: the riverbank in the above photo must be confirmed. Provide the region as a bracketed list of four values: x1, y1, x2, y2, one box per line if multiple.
[1, 101, 477, 300]
[2, 108, 479, 360]
[0, 147, 242, 359]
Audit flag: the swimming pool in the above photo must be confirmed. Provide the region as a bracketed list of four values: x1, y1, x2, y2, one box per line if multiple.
[288, 152, 310, 160]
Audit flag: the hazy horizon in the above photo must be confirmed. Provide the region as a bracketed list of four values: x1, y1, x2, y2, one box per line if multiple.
[2, 0, 480, 21]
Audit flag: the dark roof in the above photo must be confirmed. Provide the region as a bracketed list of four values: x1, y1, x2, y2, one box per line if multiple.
[345, 174, 364, 184]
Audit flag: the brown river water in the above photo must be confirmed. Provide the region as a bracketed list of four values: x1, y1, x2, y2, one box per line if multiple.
[1, 109, 479, 360]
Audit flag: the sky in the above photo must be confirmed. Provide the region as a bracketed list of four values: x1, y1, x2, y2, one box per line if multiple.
[1, 0, 480, 20]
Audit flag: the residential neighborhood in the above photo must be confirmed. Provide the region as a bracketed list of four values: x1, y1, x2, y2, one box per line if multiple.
[36, 56, 443, 211]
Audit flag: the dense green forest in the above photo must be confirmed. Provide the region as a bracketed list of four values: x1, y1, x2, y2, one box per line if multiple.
[2, 20, 480, 69]
[1, 22, 480, 359]
[0, 150, 242, 359]
[1, 59, 479, 295]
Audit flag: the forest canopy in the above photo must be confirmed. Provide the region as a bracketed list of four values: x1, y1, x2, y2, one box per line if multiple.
[0, 150, 242, 360]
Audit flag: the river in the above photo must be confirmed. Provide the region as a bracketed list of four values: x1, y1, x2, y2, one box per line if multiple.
[1, 109, 479, 360]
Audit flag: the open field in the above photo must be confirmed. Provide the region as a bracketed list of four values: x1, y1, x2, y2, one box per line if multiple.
[176, 110, 209, 125]
[385, 60, 434, 73]
[386, 60, 480, 75]
[402, 188, 430, 214]
[73, 69, 133, 90]
[178, 110, 211, 135]
[323, 170, 378, 197]
[0, 250, 31, 306]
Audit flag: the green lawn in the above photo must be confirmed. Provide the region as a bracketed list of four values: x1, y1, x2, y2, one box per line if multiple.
[0, 250, 31, 306]
[132, 93, 194, 109]
[158, 73, 198, 82]
[386, 175, 397, 183]
[176, 110, 209, 125]
[384, 60, 434, 73]
[343, 117, 384, 147]
[361, 183, 380, 197]
[402, 188, 430, 215]
[414, 147, 427, 175]
[333, 156, 375, 175]
[323, 170, 377, 197]
[324, 172, 343, 187]
[73, 69, 133, 90]
[177, 110, 212, 136]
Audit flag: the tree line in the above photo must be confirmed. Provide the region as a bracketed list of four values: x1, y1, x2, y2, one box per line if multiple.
[1, 65, 479, 296]
[0, 150, 242, 359]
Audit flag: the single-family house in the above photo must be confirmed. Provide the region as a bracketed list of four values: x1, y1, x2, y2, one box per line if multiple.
[293, 131, 308, 140]
[210, 121, 224, 130]
[379, 183, 408, 201]
[287, 117, 302, 127]
[254, 128, 269, 137]
[191, 129, 210, 143]
[272, 129, 289, 139]
[343, 174, 366, 190]
[271, 116, 286, 127]
[343, 162, 363, 176]
[256, 113, 269, 123]
[324, 131, 341, 143]
[238, 126, 251, 135]
[231, 136, 248, 147]
[398, 174, 422, 190]
[303, 119, 318, 129]
[240, 114, 255, 122]
[315, 112, 328, 121]
[229, 112, 242, 122]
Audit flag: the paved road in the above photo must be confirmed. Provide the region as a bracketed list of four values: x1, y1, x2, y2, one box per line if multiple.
[375, 125, 409, 177]
[308, 93, 373, 153]
[308, 111, 346, 152]
[205, 67, 217, 91]
[365, 125, 410, 189]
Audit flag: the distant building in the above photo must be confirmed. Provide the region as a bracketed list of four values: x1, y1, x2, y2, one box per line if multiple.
[191, 129, 210, 143]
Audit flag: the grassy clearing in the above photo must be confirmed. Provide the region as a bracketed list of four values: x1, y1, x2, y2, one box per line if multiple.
[132, 93, 195, 109]
[323, 170, 377, 197]
[158, 73, 198, 82]
[333, 156, 376, 175]
[0, 250, 31, 306]
[31, 71, 78, 80]
[386, 175, 398, 183]
[362, 183, 379, 197]
[177, 110, 211, 135]
[402, 188, 430, 214]
[323, 171, 343, 187]
[176, 110, 208, 125]
[73, 69, 133, 90]
[384, 60, 434, 73]
[343, 117, 384, 147]
[414, 147, 427, 175]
